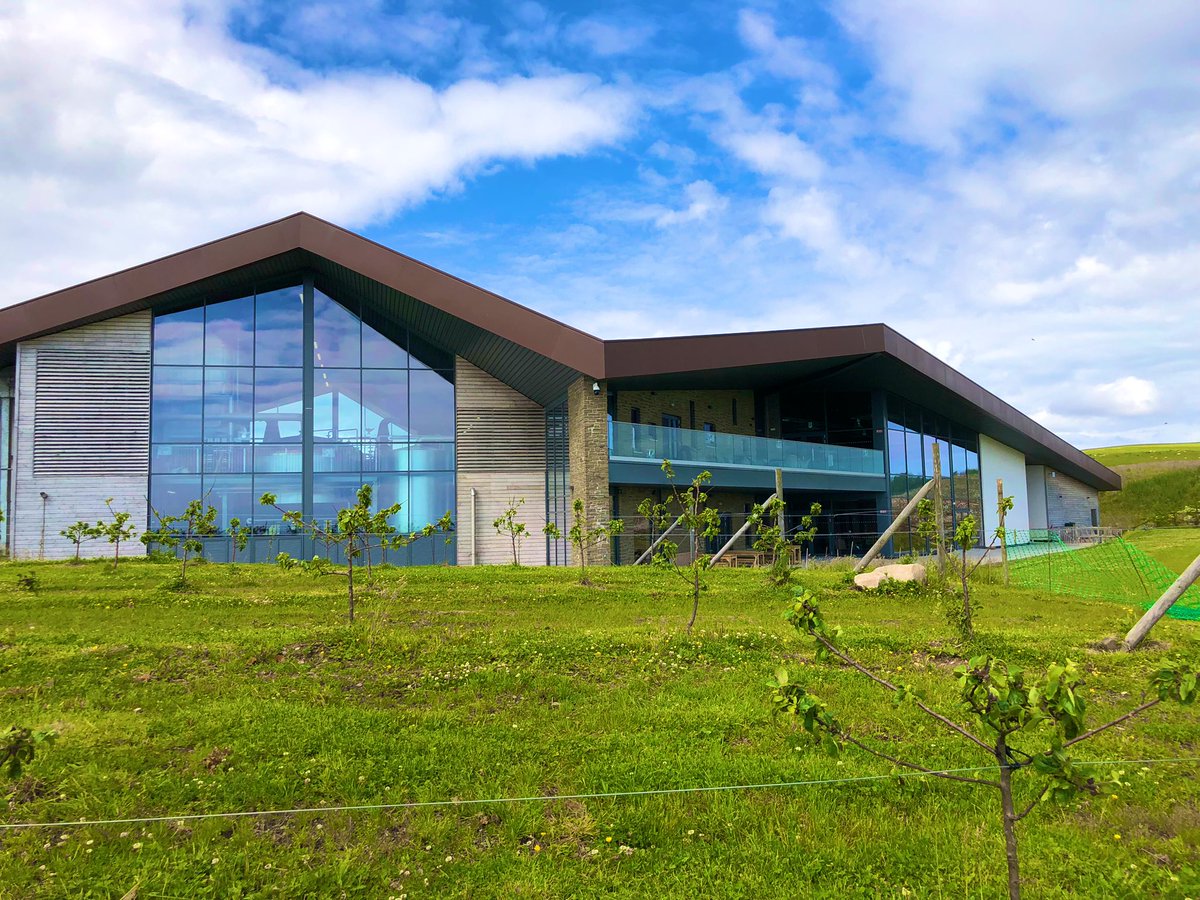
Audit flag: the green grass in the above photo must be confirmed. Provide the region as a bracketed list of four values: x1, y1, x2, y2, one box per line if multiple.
[1085, 443, 1200, 529]
[1, 560, 1199, 898]
[1127, 529, 1200, 575]
[1087, 443, 1200, 469]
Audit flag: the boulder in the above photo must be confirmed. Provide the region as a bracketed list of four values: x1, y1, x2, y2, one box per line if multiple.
[853, 563, 927, 591]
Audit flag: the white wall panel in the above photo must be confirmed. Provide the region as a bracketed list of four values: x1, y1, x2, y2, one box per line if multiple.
[979, 434, 1029, 542]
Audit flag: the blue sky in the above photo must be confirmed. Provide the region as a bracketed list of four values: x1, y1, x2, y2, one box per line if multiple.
[3, 0, 1200, 448]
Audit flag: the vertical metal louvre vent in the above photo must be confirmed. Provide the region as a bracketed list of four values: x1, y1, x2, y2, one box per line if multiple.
[34, 349, 151, 475]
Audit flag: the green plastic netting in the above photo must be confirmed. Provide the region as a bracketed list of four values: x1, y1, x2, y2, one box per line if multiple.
[1004, 531, 1200, 620]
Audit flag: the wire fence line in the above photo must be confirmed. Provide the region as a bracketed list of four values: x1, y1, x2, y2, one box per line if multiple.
[4, 756, 1198, 832]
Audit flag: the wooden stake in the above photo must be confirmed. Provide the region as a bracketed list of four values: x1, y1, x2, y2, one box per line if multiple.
[854, 479, 936, 574]
[997, 478, 1009, 585]
[1123, 550, 1200, 651]
[932, 442, 946, 578]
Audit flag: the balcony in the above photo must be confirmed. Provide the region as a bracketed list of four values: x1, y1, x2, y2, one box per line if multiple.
[609, 421, 885, 492]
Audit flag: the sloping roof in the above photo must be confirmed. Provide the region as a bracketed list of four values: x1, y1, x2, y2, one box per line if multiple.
[0, 212, 1120, 491]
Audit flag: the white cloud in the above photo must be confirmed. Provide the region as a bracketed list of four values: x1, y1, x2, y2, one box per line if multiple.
[566, 17, 656, 57]
[0, 0, 636, 302]
[724, 129, 823, 181]
[654, 180, 726, 227]
[737, 10, 837, 86]
[763, 187, 876, 271]
[831, 0, 1200, 149]
[1090, 377, 1161, 416]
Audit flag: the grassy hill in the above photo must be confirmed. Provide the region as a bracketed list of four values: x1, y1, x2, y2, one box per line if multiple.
[0, 561, 1197, 897]
[1087, 442, 1200, 530]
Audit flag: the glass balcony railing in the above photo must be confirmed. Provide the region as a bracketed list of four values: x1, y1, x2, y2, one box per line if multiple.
[609, 421, 884, 476]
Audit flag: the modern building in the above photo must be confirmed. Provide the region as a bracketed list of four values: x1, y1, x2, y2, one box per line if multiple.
[0, 213, 1120, 563]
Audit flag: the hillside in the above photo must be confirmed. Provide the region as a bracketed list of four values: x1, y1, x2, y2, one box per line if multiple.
[1086, 442, 1200, 530]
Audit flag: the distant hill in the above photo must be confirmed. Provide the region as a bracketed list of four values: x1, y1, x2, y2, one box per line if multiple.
[1086, 443, 1200, 529]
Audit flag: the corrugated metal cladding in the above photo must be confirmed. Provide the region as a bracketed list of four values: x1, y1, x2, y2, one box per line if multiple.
[455, 360, 546, 473]
[33, 349, 150, 475]
[311, 259, 581, 406]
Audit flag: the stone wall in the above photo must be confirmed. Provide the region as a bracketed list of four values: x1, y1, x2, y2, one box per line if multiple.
[1045, 469, 1101, 528]
[567, 376, 611, 565]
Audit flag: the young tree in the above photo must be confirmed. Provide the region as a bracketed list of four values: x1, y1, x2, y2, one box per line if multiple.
[638, 461, 721, 632]
[227, 516, 252, 564]
[493, 498, 530, 566]
[60, 521, 96, 562]
[751, 498, 823, 584]
[543, 497, 624, 587]
[770, 589, 1197, 900]
[142, 498, 219, 585]
[952, 514, 979, 641]
[261, 484, 453, 623]
[94, 499, 137, 570]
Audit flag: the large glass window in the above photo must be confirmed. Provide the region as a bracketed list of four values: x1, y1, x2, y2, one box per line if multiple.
[150, 283, 455, 563]
[884, 395, 983, 550]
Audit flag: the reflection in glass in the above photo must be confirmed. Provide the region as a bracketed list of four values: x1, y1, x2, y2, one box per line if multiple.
[203, 444, 253, 473]
[255, 287, 304, 367]
[254, 475, 303, 526]
[408, 442, 453, 471]
[361, 369, 407, 440]
[313, 369, 361, 441]
[253, 368, 303, 442]
[254, 445, 302, 473]
[409, 472, 453, 532]
[151, 284, 455, 563]
[205, 295, 254, 366]
[313, 290, 360, 368]
[368, 474, 409, 529]
[204, 474, 254, 529]
[204, 367, 254, 442]
[314, 442, 367, 473]
[409, 370, 454, 441]
[150, 474, 201, 519]
[153, 307, 204, 365]
[362, 317, 409, 368]
[313, 474, 366, 524]
[152, 367, 203, 442]
[152, 444, 201, 474]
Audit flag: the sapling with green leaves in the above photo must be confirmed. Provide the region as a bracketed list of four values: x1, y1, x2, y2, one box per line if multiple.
[543, 497, 624, 586]
[2, 726, 56, 779]
[769, 588, 1197, 900]
[60, 520, 97, 562]
[952, 514, 979, 641]
[493, 498, 530, 565]
[637, 461, 721, 631]
[94, 498, 137, 569]
[142, 498, 219, 584]
[749, 498, 823, 585]
[227, 516, 252, 563]
[261, 484, 453, 623]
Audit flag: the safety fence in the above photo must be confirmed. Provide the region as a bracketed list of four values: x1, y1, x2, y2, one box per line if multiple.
[1005, 530, 1200, 621]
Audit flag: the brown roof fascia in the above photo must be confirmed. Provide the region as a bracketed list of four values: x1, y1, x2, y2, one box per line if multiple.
[0, 214, 307, 345]
[602, 323, 887, 377]
[0, 212, 607, 376]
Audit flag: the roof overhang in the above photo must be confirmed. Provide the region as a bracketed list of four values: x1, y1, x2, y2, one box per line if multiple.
[0, 212, 1120, 491]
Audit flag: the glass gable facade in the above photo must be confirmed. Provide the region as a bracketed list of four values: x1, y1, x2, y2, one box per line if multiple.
[150, 280, 455, 563]
[886, 394, 983, 552]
